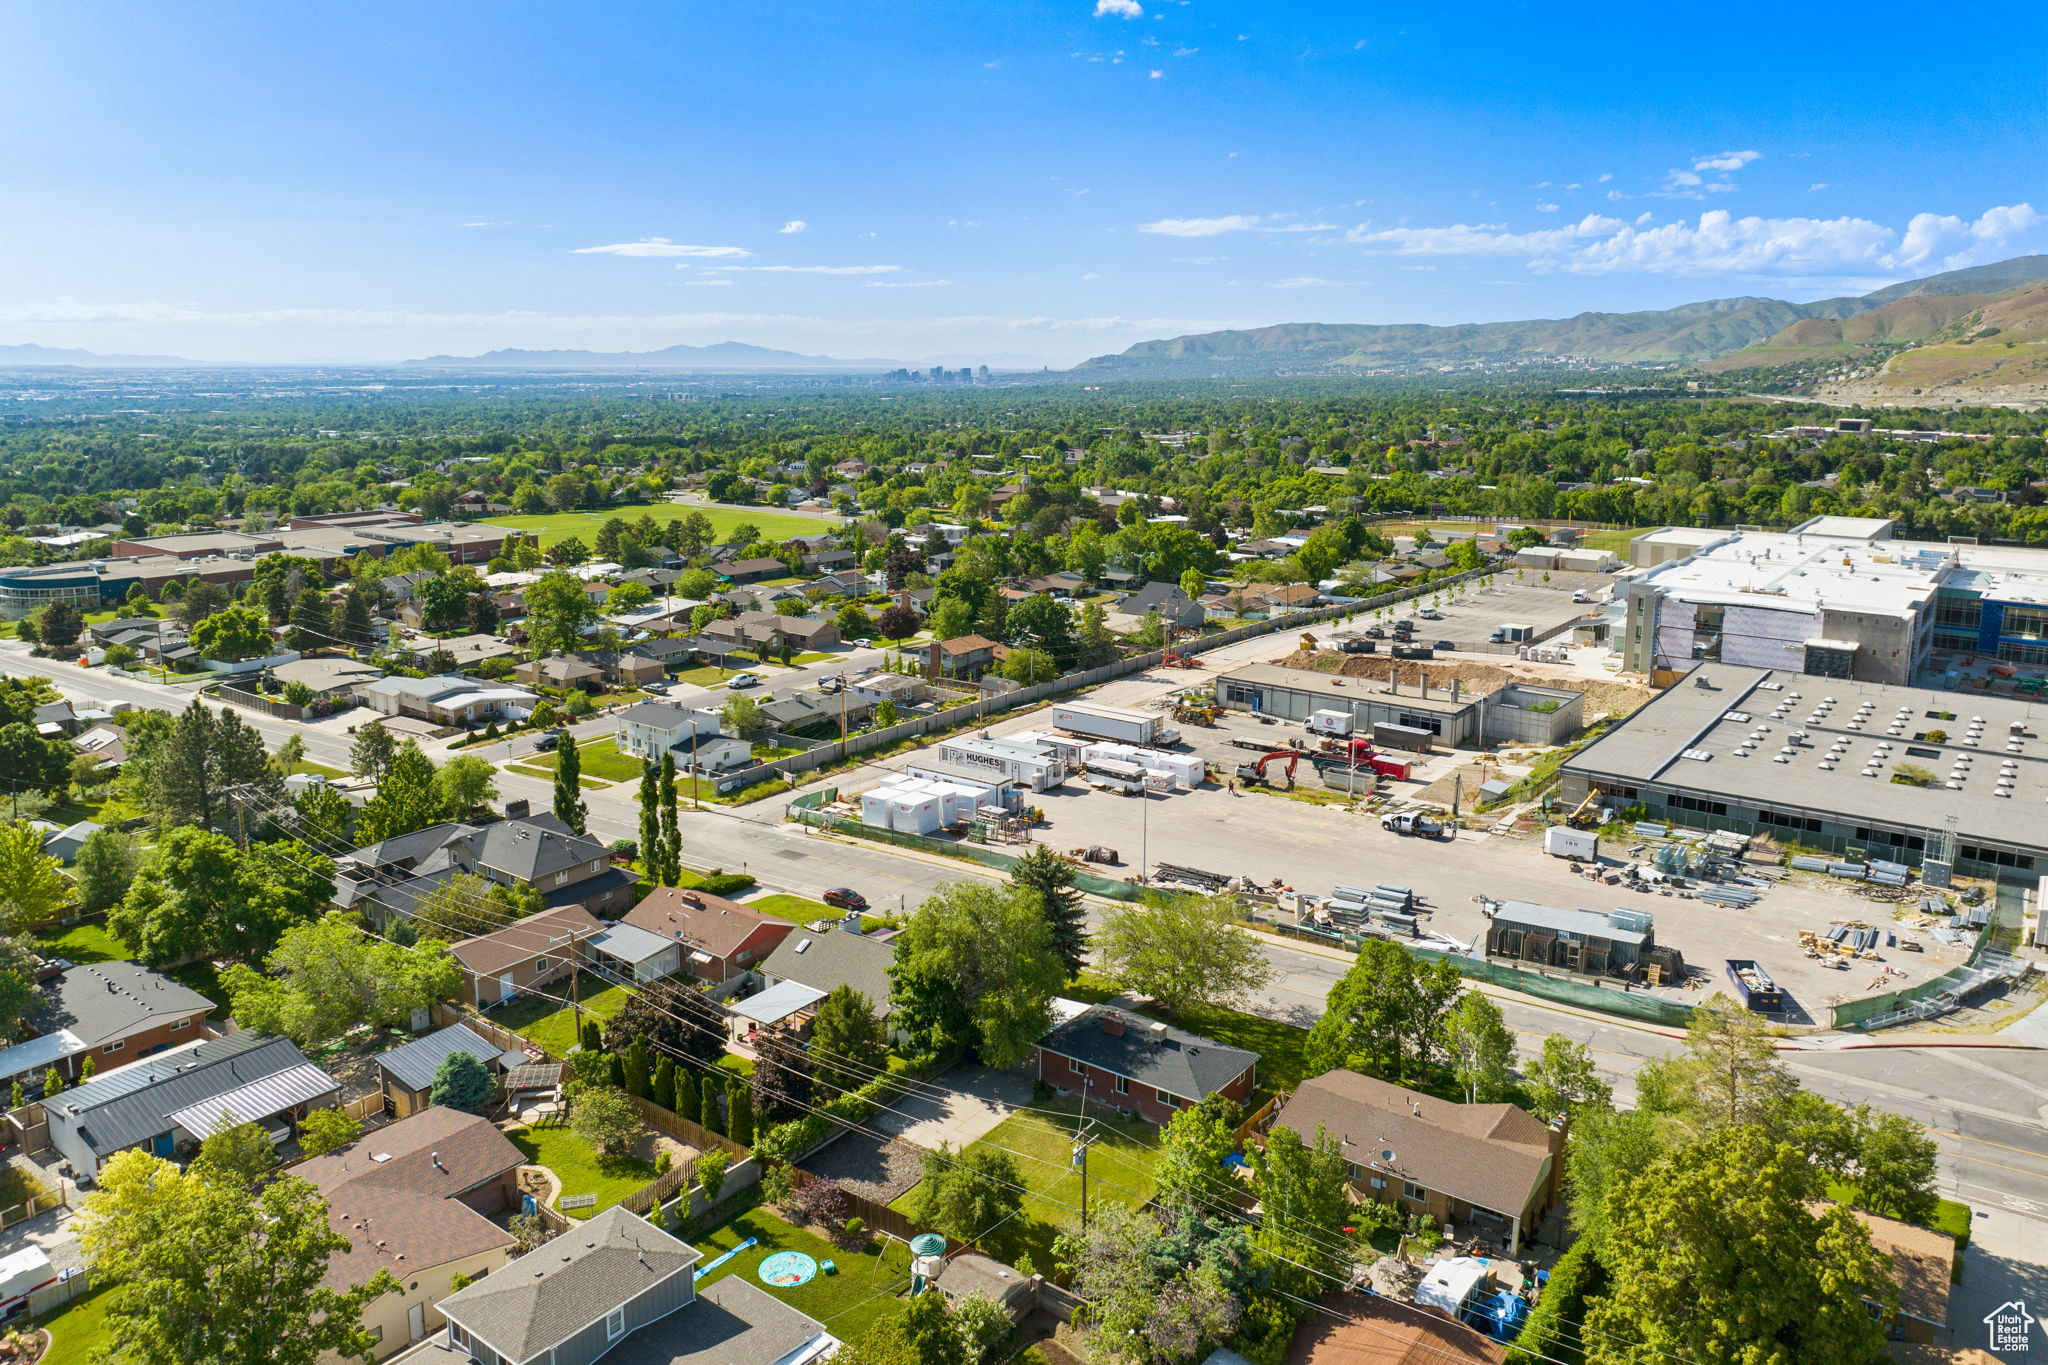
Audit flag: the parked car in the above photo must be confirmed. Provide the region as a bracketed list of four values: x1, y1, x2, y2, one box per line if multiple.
[532, 731, 563, 752]
[726, 672, 761, 689]
[822, 886, 869, 912]
[643, 681, 670, 694]
[852, 637, 874, 648]
[1571, 589, 1591, 603]
[1434, 639, 1456, 652]
[1363, 626, 1386, 639]
[1419, 607, 1443, 620]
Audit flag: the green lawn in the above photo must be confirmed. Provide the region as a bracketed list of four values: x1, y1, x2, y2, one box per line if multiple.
[491, 504, 839, 549]
[692, 1199, 915, 1339]
[488, 973, 634, 1056]
[1825, 1179, 1974, 1248]
[508, 763, 617, 789]
[1063, 972, 1312, 1092]
[42, 794, 146, 829]
[507, 1123, 657, 1219]
[513, 737, 645, 784]
[788, 652, 838, 666]
[37, 1286, 117, 1365]
[891, 1097, 1162, 1269]
[288, 758, 347, 780]
[715, 1052, 757, 1078]
[34, 920, 131, 964]
[744, 894, 832, 921]
[670, 663, 740, 687]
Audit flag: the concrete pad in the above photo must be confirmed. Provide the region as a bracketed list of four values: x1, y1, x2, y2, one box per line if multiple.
[869, 1063, 1032, 1151]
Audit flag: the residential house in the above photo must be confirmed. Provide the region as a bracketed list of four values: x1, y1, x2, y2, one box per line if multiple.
[751, 918, 904, 1045]
[70, 723, 128, 774]
[755, 691, 867, 738]
[0, 961, 213, 1093]
[32, 700, 76, 737]
[380, 570, 440, 604]
[40, 1031, 339, 1179]
[1034, 1003, 1258, 1125]
[623, 637, 697, 670]
[39, 819, 100, 863]
[360, 675, 540, 727]
[805, 569, 868, 599]
[1833, 1205, 1954, 1346]
[447, 904, 606, 1008]
[88, 617, 170, 647]
[901, 634, 1001, 679]
[802, 549, 858, 573]
[722, 610, 841, 653]
[514, 653, 607, 692]
[622, 888, 797, 985]
[1120, 581, 1207, 631]
[339, 816, 637, 932]
[614, 701, 753, 773]
[849, 672, 927, 707]
[300, 1107, 525, 1359]
[268, 656, 385, 699]
[373, 1023, 529, 1118]
[1284, 1290, 1505, 1365]
[715, 557, 786, 585]
[1018, 571, 1090, 599]
[400, 1205, 838, 1365]
[1267, 1070, 1565, 1255]
[433, 634, 523, 672]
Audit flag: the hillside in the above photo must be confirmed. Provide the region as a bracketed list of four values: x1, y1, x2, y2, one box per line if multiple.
[1700, 292, 2003, 373]
[0, 342, 205, 367]
[1812, 282, 2048, 408]
[1068, 256, 2048, 379]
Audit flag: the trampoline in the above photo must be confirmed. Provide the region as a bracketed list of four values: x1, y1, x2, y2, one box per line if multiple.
[758, 1251, 819, 1287]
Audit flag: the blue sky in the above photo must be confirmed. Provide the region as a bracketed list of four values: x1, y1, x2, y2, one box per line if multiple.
[3, 1, 2042, 365]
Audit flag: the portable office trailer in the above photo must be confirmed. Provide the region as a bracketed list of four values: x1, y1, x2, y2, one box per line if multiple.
[1081, 742, 1204, 789]
[934, 736, 1066, 791]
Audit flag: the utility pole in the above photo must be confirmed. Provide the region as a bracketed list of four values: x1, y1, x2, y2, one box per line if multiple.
[1071, 1121, 1096, 1229]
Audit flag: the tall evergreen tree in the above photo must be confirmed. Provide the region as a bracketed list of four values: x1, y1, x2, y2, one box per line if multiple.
[675, 1069, 700, 1124]
[657, 753, 681, 885]
[623, 1036, 652, 1099]
[553, 737, 587, 835]
[289, 588, 332, 652]
[651, 1055, 677, 1111]
[1009, 844, 1088, 980]
[637, 761, 662, 885]
[331, 589, 373, 655]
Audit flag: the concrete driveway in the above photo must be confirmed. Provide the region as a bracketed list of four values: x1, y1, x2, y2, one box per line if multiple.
[870, 1063, 1032, 1151]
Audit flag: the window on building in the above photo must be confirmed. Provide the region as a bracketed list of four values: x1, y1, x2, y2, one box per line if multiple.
[1113, 1076, 1128, 1095]
[1934, 597, 1983, 631]
[533, 957, 551, 974]
[1069, 1057, 1084, 1075]
[1854, 827, 1927, 852]
[1370, 1176, 1388, 1190]
[553, 873, 569, 887]
[1395, 712, 1445, 736]
[736, 950, 751, 964]
[1402, 1181, 1426, 1202]
[368, 1327, 383, 1344]
[1669, 793, 1729, 817]
[1156, 1089, 1176, 1106]
[104, 1041, 123, 1054]
[606, 1307, 626, 1341]
[1962, 843, 2035, 871]
[1758, 809, 1823, 834]
[169, 1017, 190, 1031]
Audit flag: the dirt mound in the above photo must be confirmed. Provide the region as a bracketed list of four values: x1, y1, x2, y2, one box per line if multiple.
[1279, 649, 1652, 720]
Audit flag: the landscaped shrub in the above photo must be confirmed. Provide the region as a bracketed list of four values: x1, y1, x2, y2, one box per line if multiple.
[791, 1177, 850, 1231]
[1504, 1239, 1604, 1365]
[694, 871, 758, 896]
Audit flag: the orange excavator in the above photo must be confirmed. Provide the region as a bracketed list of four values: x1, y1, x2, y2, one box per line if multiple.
[1161, 652, 1203, 669]
[1236, 750, 1300, 789]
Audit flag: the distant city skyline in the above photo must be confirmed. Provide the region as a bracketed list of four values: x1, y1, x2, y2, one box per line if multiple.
[3, 0, 2042, 365]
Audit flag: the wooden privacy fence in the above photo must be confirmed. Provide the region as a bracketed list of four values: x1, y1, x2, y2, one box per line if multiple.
[782, 1163, 964, 1254]
[27, 1272, 89, 1318]
[627, 1092, 752, 1162]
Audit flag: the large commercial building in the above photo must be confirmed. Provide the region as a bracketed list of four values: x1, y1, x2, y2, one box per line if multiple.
[0, 515, 525, 619]
[1558, 662, 2048, 878]
[1214, 662, 1583, 749]
[1617, 516, 2048, 688]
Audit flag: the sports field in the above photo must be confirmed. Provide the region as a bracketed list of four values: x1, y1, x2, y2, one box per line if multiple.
[490, 502, 843, 548]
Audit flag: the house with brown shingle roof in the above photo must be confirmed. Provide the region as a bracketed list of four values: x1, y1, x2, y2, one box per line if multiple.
[1266, 1070, 1565, 1255]
[1283, 1289, 1504, 1365]
[1824, 1204, 1955, 1346]
[446, 905, 605, 1008]
[297, 1106, 524, 1360]
[622, 888, 797, 985]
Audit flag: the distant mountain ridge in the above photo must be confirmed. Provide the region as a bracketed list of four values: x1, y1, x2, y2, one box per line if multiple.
[0, 342, 207, 367]
[402, 341, 907, 370]
[1069, 256, 2048, 378]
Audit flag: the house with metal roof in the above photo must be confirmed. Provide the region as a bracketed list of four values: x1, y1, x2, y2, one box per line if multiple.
[374, 1024, 531, 1118]
[586, 922, 682, 984]
[40, 1031, 338, 1178]
[1034, 1002, 1258, 1126]
[1266, 1070, 1565, 1255]
[750, 920, 902, 1043]
[394, 1205, 838, 1365]
[299, 1106, 525, 1359]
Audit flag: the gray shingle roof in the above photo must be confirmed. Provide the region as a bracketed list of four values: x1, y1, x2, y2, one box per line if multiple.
[374, 1023, 509, 1093]
[33, 962, 212, 1051]
[609, 1277, 832, 1365]
[439, 1206, 699, 1362]
[756, 928, 894, 1017]
[54, 1032, 326, 1157]
[462, 818, 610, 883]
[1037, 1005, 1257, 1102]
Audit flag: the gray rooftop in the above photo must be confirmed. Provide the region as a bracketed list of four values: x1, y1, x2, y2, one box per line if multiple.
[1489, 900, 1649, 946]
[755, 925, 896, 1014]
[608, 1276, 833, 1365]
[438, 1206, 699, 1362]
[52, 1032, 326, 1157]
[374, 1023, 512, 1094]
[1217, 662, 1484, 714]
[1563, 663, 2048, 844]
[1038, 1004, 1258, 1102]
[33, 961, 213, 1052]
[460, 817, 610, 883]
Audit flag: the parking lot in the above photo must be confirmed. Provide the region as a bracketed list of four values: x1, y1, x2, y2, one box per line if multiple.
[1323, 574, 1609, 653]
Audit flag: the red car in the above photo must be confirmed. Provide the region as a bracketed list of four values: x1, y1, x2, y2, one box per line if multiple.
[822, 887, 869, 912]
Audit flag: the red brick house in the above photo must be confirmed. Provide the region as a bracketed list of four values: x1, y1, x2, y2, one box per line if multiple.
[0, 961, 215, 1093]
[1034, 1003, 1258, 1125]
[622, 888, 798, 985]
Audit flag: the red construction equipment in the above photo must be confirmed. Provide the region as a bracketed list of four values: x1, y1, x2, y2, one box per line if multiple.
[1242, 750, 1299, 788]
[1314, 736, 1413, 781]
[1161, 652, 1203, 669]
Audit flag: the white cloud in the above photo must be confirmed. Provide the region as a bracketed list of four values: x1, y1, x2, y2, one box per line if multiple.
[777, 220, 807, 234]
[677, 279, 734, 287]
[1665, 170, 1703, 188]
[1343, 203, 2042, 277]
[862, 279, 954, 288]
[460, 221, 498, 228]
[705, 264, 905, 275]
[1094, 0, 1142, 16]
[1271, 277, 1366, 289]
[1694, 150, 1762, 173]
[1596, 173, 1613, 183]
[1081, 272, 1101, 279]
[1137, 213, 1336, 237]
[1173, 46, 1198, 55]
[1535, 203, 1560, 213]
[572, 238, 752, 258]
[1149, 69, 1163, 78]
[1810, 183, 1829, 192]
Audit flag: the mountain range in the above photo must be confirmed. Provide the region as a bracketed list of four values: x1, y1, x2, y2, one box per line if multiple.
[399, 341, 909, 370]
[1069, 256, 2048, 379]
[0, 342, 215, 368]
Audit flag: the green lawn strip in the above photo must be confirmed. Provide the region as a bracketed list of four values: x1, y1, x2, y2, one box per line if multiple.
[1824, 1178, 1973, 1248]
[513, 737, 645, 784]
[0, 1162, 53, 1210]
[508, 759, 619, 789]
[691, 1199, 914, 1340]
[787, 652, 838, 666]
[42, 795, 146, 828]
[288, 759, 347, 780]
[890, 1099, 1162, 1270]
[1064, 972, 1312, 1091]
[715, 1052, 757, 1078]
[669, 664, 736, 687]
[36, 1286, 117, 1365]
[489, 974, 634, 1056]
[491, 504, 836, 549]
[506, 1124, 656, 1218]
[34, 920, 131, 964]
[743, 894, 832, 921]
